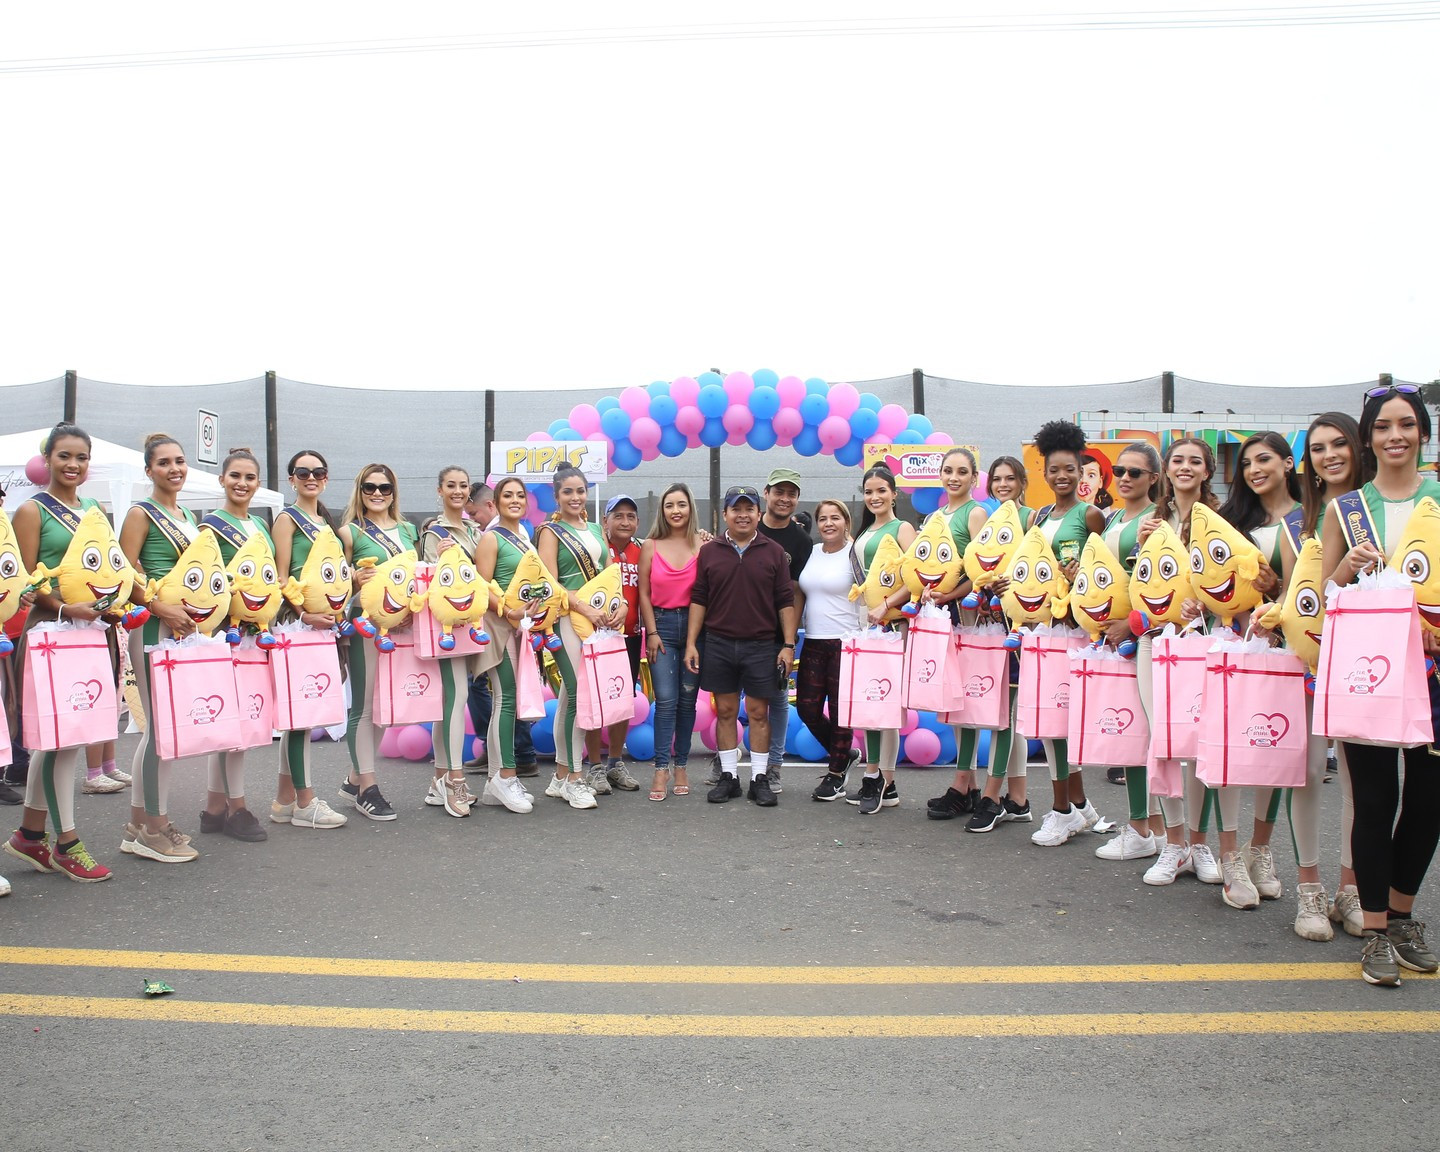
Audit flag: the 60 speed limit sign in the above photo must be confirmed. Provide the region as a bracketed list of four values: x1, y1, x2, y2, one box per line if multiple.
[197, 409, 219, 465]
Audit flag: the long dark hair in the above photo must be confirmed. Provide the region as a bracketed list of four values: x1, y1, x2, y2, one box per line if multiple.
[857, 465, 899, 535]
[1301, 412, 1365, 539]
[1116, 442, 1162, 505]
[1218, 431, 1303, 539]
[1156, 437, 1219, 545]
[287, 447, 336, 529]
[1359, 388, 1432, 476]
[986, 455, 1027, 506]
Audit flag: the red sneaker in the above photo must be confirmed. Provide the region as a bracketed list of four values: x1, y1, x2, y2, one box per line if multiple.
[52, 840, 112, 883]
[4, 831, 58, 873]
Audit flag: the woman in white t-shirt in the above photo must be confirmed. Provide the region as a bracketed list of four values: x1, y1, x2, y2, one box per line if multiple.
[794, 500, 866, 801]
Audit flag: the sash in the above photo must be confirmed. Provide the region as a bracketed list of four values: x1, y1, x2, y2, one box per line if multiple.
[32, 493, 84, 534]
[359, 518, 406, 559]
[137, 500, 196, 557]
[199, 513, 252, 554]
[1335, 490, 1379, 553]
[424, 520, 476, 561]
[492, 526, 535, 556]
[280, 506, 324, 543]
[1280, 505, 1307, 553]
[848, 543, 865, 588]
[546, 521, 600, 584]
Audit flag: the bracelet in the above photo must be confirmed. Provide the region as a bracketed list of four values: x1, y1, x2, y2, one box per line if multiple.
[57, 603, 64, 620]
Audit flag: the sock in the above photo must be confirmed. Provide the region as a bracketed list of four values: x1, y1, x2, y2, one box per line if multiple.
[718, 748, 739, 778]
[1074, 796, 1088, 809]
[1388, 909, 1410, 921]
[607, 757, 621, 771]
[1056, 804, 1073, 814]
[864, 769, 880, 779]
[56, 837, 78, 854]
[20, 827, 44, 842]
[85, 762, 103, 781]
[750, 758, 768, 782]
[103, 758, 117, 776]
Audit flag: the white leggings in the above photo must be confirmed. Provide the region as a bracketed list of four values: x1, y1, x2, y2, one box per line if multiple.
[207, 751, 247, 800]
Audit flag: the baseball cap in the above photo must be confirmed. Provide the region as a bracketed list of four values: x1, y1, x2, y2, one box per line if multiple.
[766, 467, 802, 489]
[604, 494, 638, 515]
[723, 485, 761, 509]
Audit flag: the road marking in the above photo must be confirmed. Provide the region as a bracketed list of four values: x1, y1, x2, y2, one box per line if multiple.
[3, 994, 1436, 1038]
[0, 946, 1429, 985]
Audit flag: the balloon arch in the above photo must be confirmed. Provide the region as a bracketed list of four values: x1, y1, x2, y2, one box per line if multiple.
[518, 369, 979, 523]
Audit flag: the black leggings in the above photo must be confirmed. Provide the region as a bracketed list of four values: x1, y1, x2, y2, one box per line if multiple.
[796, 638, 854, 774]
[1343, 741, 1440, 914]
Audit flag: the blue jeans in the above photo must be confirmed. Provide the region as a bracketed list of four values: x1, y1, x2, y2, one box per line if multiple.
[652, 607, 700, 770]
[469, 668, 535, 764]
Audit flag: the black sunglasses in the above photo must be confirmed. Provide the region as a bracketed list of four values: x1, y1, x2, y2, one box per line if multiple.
[291, 467, 328, 481]
[1113, 466, 1152, 480]
[361, 482, 394, 496]
[1363, 383, 1421, 403]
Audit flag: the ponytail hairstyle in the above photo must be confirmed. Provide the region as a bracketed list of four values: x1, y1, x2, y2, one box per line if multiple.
[143, 432, 183, 469]
[1156, 437, 1219, 545]
[857, 465, 898, 536]
[552, 464, 586, 494]
[1116, 442, 1163, 505]
[1218, 431, 1303, 540]
[286, 447, 337, 529]
[220, 446, 260, 475]
[43, 421, 92, 458]
[1300, 412, 1364, 539]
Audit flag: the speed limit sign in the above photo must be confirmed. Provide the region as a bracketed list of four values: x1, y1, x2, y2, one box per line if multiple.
[197, 409, 219, 465]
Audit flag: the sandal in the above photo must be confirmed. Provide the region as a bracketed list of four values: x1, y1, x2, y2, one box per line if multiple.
[672, 767, 689, 796]
[649, 768, 670, 802]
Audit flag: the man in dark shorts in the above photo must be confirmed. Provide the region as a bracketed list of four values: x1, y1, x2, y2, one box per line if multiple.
[583, 494, 643, 794]
[686, 486, 797, 807]
[755, 466, 811, 792]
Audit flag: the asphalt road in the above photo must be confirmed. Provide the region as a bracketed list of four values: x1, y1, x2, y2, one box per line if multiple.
[2, 737, 1435, 1152]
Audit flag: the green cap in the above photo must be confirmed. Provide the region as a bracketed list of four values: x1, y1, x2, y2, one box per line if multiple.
[766, 467, 802, 489]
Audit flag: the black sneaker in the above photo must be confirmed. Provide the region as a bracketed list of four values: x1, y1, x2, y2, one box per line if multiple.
[964, 787, 980, 811]
[0, 782, 22, 806]
[223, 807, 269, 842]
[199, 809, 227, 834]
[707, 774, 742, 804]
[967, 795, 1005, 833]
[1388, 919, 1438, 973]
[748, 775, 778, 807]
[812, 774, 848, 802]
[1106, 766, 1127, 785]
[857, 775, 882, 815]
[927, 786, 967, 814]
[1325, 749, 1338, 782]
[355, 785, 398, 822]
[338, 778, 359, 801]
[882, 780, 901, 808]
[999, 795, 1032, 823]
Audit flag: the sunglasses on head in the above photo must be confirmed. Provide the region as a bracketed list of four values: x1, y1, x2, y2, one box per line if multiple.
[1364, 383, 1421, 403]
[291, 467, 327, 481]
[1113, 466, 1152, 480]
[361, 482, 393, 496]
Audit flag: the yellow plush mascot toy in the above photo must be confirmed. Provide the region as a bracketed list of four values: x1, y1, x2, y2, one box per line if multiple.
[1258, 536, 1325, 692]
[1188, 503, 1266, 628]
[290, 525, 353, 632]
[961, 500, 1027, 611]
[222, 531, 297, 648]
[352, 549, 424, 653]
[569, 563, 626, 641]
[1069, 534, 1137, 655]
[503, 549, 567, 652]
[0, 507, 53, 656]
[847, 532, 905, 624]
[1127, 520, 1192, 634]
[1389, 496, 1440, 640]
[426, 542, 493, 651]
[144, 527, 230, 636]
[31, 505, 150, 637]
[899, 513, 965, 616]
[1000, 525, 1070, 649]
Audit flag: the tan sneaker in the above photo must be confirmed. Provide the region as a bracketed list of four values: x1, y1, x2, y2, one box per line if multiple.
[442, 775, 471, 818]
[132, 824, 198, 863]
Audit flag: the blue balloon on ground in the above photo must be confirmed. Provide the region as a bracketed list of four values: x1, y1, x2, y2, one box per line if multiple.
[783, 706, 806, 754]
[649, 395, 678, 425]
[612, 441, 642, 471]
[596, 396, 619, 414]
[659, 425, 688, 457]
[908, 415, 934, 437]
[752, 368, 780, 390]
[601, 407, 632, 440]
[893, 429, 924, 445]
[799, 394, 830, 426]
[793, 426, 822, 457]
[849, 408, 879, 440]
[746, 422, 778, 451]
[738, 696, 748, 723]
[548, 418, 570, 436]
[858, 392, 883, 413]
[647, 380, 671, 398]
[976, 728, 992, 768]
[911, 488, 943, 515]
[792, 725, 825, 762]
[918, 710, 946, 732]
[805, 377, 829, 395]
[1028, 739, 1043, 758]
[697, 384, 728, 417]
[625, 722, 655, 761]
[531, 699, 559, 756]
[699, 417, 727, 447]
[462, 734, 478, 762]
[936, 725, 957, 766]
[749, 386, 780, 420]
[835, 437, 864, 467]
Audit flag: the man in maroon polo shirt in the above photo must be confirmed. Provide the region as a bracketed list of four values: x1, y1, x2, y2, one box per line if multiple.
[685, 485, 797, 807]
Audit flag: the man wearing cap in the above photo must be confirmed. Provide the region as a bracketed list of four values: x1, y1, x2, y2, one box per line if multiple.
[582, 495, 644, 794]
[686, 485, 797, 807]
[754, 467, 811, 792]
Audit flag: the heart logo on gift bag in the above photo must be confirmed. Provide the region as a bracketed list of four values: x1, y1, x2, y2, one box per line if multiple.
[1187, 693, 1202, 722]
[1244, 712, 1291, 748]
[67, 680, 103, 712]
[1052, 684, 1071, 709]
[1344, 656, 1390, 695]
[248, 693, 265, 720]
[188, 695, 225, 724]
[965, 675, 995, 699]
[402, 674, 431, 698]
[918, 658, 937, 684]
[300, 673, 331, 700]
[1098, 707, 1133, 735]
[865, 678, 892, 702]
[607, 675, 625, 700]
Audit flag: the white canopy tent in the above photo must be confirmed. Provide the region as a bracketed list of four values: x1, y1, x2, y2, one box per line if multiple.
[0, 429, 284, 520]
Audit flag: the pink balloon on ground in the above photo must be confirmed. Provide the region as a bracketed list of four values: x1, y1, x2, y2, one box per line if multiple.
[674, 405, 705, 436]
[900, 709, 919, 735]
[378, 727, 402, 757]
[828, 382, 861, 418]
[724, 371, 754, 403]
[696, 692, 715, 725]
[397, 725, 433, 761]
[925, 431, 954, 446]
[569, 404, 601, 437]
[629, 416, 662, 451]
[772, 408, 804, 439]
[25, 456, 49, 485]
[973, 471, 989, 500]
[903, 727, 942, 765]
[699, 717, 719, 751]
[876, 404, 909, 439]
[776, 376, 806, 408]
[620, 387, 651, 418]
[670, 376, 700, 406]
[818, 415, 851, 451]
[722, 405, 755, 436]
[630, 692, 651, 726]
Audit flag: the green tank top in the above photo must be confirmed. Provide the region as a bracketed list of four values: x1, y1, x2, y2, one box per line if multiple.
[541, 520, 608, 591]
[206, 511, 275, 565]
[858, 518, 902, 571]
[1101, 504, 1153, 572]
[493, 528, 530, 591]
[350, 519, 419, 566]
[33, 496, 101, 569]
[138, 504, 199, 581]
[1359, 478, 1440, 554]
[938, 500, 980, 558]
[1038, 502, 1090, 567]
[281, 507, 327, 579]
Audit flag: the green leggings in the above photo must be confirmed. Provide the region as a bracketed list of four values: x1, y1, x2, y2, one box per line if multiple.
[344, 634, 380, 779]
[25, 748, 78, 834]
[280, 729, 311, 790]
[958, 683, 1023, 778]
[434, 655, 471, 773]
[128, 618, 173, 817]
[551, 618, 585, 769]
[487, 630, 520, 773]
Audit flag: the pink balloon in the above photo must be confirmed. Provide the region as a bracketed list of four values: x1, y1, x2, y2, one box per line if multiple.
[696, 692, 715, 725]
[378, 727, 402, 758]
[606, 458, 619, 475]
[925, 431, 954, 446]
[586, 431, 610, 445]
[670, 376, 700, 407]
[776, 375, 806, 408]
[25, 455, 49, 485]
[900, 708, 920, 736]
[674, 405, 705, 436]
[973, 471, 989, 500]
[630, 691, 651, 727]
[818, 415, 851, 451]
[772, 408, 804, 439]
[569, 404, 601, 438]
[903, 727, 942, 766]
[722, 405, 754, 436]
[686, 432, 703, 450]
[629, 416, 662, 451]
[397, 725, 433, 762]
[526, 431, 549, 443]
[526, 506, 546, 526]
[865, 432, 890, 446]
[620, 386, 651, 418]
[463, 708, 475, 736]
[828, 383, 861, 418]
[641, 443, 661, 462]
[724, 371, 754, 404]
[698, 717, 719, 751]
[542, 681, 556, 701]
[876, 404, 909, 439]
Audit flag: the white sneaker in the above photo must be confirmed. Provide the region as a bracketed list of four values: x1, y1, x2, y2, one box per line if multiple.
[1031, 807, 1086, 847]
[482, 774, 534, 813]
[1221, 850, 1259, 909]
[560, 777, 598, 810]
[269, 801, 295, 824]
[1329, 885, 1365, 938]
[0, 873, 11, 897]
[1191, 843, 1222, 884]
[1143, 841, 1193, 885]
[1076, 799, 1116, 833]
[545, 774, 569, 800]
[1244, 843, 1283, 900]
[290, 798, 348, 828]
[424, 779, 446, 807]
[1295, 883, 1334, 941]
[104, 766, 133, 785]
[81, 774, 127, 795]
[1095, 824, 1158, 861]
[120, 822, 141, 853]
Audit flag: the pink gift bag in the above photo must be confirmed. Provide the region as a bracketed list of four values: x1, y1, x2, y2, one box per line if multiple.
[1147, 747, 1185, 800]
[902, 608, 961, 713]
[1149, 627, 1209, 760]
[577, 630, 636, 730]
[946, 625, 1010, 730]
[373, 634, 443, 727]
[232, 643, 275, 751]
[0, 690, 11, 768]
[838, 629, 906, 730]
[1314, 581, 1434, 747]
[514, 639, 547, 722]
[22, 623, 119, 751]
[412, 562, 493, 662]
[1196, 640, 1308, 788]
[270, 625, 346, 730]
[147, 636, 243, 760]
[1067, 647, 1151, 768]
[1016, 626, 1086, 740]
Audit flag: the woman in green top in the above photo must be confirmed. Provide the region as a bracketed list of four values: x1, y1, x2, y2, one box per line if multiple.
[117, 433, 204, 863]
[537, 465, 618, 811]
[848, 465, 915, 814]
[336, 463, 415, 824]
[270, 448, 348, 831]
[4, 422, 116, 882]
[473, 475, 540, 815]
[196, 448, 273, 843]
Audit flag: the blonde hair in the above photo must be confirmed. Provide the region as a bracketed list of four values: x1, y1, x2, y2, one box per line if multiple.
[813, 498, 852, 530]
[342, 463, 404, 526]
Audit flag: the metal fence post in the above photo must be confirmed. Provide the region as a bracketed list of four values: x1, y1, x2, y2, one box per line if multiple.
[265, 371, 279, 492]
[484, 389, 496, 481]
[912, 368, 925, 416]
[63, 369, 77, 422]
[1161, 370, 1175, 414]
[709, 447, 722, 534]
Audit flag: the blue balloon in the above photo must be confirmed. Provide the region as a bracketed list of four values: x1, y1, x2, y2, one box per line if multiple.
[911, 488, 943, 515]
[697, 384, 728, 418]
[659, 425, 688, 457]
[738, 696, 748, 723]
[554, 428, 581, 442]
[799, 394, 830, 425]
[462, 734, 478, 762]
[596, 396, 620, 415]
[805, 377, 830, 396]
[893, 429, 924, 445]
[936, 725, 957, 766]
[748, 386, 780, 420]
[858, 392, 883, 413]
[547, 418, 569, 436]
[647, 380, 671, 399]
[752, 368, 779, 390]
[624, 722, 655, 761]
[699, 417, 727, 448]
[697, 371, 724, 389]
[612, 441, 642, 471]
[793, 426, 822, 457]
[908, 415, 934, 437]
[531, 699, 558, 756]
[531, 484, 556, 513]
[976, 728, 992, 768]
[783, 705, 806, 755]
[793, 725, 826, 762]
[848, 408, 879, 440]
[835, 437, 865, 467]
[649, 395, 678, 426]
[918, 709, 946, 732]
[1028, 739, 1044, 758]
[746, 422, 778, 451]
[600, 407, 632, 440]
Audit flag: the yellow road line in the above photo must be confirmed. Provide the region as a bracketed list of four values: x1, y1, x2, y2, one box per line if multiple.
[3, 994, 1436, 1037]
[1, 946, 1426, 985]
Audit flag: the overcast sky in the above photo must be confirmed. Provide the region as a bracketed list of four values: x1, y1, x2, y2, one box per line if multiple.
[3, 1, 1435, 394]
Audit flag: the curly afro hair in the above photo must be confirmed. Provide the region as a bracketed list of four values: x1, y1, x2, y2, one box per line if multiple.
[1033, 419, 1088, 460]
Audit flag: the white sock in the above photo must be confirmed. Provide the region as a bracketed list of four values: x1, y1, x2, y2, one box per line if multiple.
[719, 748, 739, 777]
[750, 757, 769, 782]
[864, 769, 880, 779]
